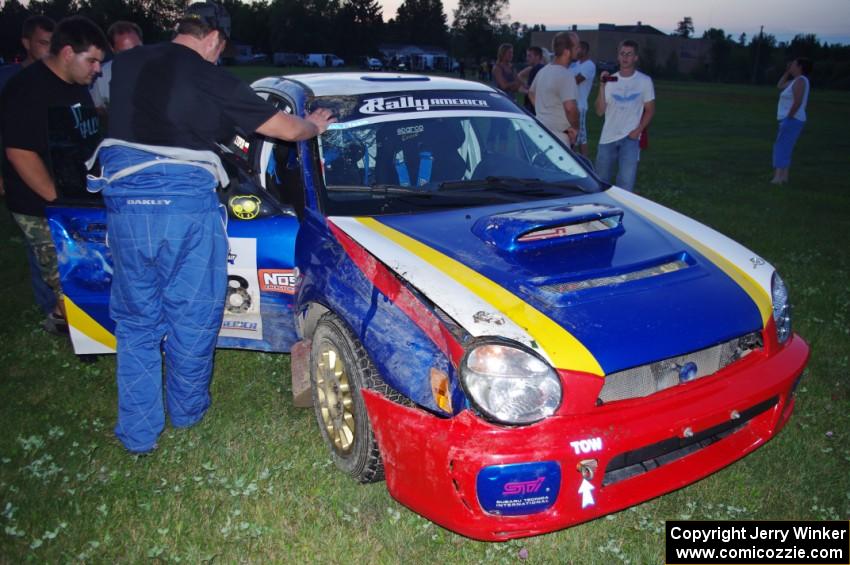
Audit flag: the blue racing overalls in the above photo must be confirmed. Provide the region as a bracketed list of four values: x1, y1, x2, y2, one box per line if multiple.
[87, 139, 229, 453]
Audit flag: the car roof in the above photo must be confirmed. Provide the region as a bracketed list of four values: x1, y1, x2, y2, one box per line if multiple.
[253, 72, 498, 98]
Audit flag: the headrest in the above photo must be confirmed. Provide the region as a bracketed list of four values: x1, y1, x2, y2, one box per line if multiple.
[378, 118, 465, 153]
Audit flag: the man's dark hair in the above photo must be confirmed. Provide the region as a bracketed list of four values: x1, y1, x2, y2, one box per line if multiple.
[796, 57, 813, 76]
[22, 15, 55, 39]
[49, 16, 109, 55]
[580, 40, 590, 54]
[619, 39, 639, 55]
[107, 20, 143, 47]
[178, 3, 229, 41]
[552, 32, 574, 58]
[527, 46, 543, 58]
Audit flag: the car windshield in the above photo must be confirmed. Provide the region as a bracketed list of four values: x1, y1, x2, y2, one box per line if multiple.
[313, 90, 603, 215]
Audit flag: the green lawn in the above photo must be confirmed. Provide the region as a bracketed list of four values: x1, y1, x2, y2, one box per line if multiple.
[0, 77, 848, 563]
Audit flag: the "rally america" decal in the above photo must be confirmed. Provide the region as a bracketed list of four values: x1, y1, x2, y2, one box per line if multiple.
[359, 95, 489, 115]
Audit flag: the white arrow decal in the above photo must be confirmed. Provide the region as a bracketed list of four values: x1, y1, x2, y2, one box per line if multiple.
[578, 478, 595, 508]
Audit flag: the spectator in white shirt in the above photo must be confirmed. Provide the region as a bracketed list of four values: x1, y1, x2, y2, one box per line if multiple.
[569, 40, 596, 156]
[595, 40, 655, 192]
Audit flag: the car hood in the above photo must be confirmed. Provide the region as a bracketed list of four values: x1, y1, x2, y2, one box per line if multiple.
[329, 188, 774, 375]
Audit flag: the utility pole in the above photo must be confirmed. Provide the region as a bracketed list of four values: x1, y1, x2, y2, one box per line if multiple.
[751, 24, 764, 84]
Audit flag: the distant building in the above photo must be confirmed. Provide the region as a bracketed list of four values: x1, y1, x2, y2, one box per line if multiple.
[531, 22, 712, 75]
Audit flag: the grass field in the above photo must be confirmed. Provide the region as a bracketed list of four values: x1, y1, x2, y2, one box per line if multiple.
[0, 73, 848, 563]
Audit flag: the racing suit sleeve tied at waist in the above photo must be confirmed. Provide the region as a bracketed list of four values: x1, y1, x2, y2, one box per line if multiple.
[86, 139, 229, 214]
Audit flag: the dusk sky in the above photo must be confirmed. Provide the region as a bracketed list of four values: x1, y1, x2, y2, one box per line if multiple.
[379, 0, 850, 44]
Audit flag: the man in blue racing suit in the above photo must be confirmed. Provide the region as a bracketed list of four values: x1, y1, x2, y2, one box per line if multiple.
[88, 11, 334, 453]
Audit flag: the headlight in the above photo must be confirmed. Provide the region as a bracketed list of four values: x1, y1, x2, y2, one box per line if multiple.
[772, 272, 792, 344]
[461, 342, 562, 424]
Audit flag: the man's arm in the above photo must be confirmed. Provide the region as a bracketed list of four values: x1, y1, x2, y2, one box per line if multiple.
[255, 108, 336, 141]
[595, 72, 609, 116]
[5, 148, 58, 201]
[628, 100, 655, 139]
[563, 99, 579, 143]
[527, 78, 537, 106]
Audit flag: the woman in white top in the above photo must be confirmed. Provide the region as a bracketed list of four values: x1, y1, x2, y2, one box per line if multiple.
[771, 57, 812, 184]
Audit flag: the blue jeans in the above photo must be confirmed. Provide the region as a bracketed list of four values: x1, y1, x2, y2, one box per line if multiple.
[595, 136, 641, 191]
[772, 117, 804, 168]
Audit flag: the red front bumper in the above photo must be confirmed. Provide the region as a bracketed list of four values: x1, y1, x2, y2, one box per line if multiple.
[362, 336, 809, 541]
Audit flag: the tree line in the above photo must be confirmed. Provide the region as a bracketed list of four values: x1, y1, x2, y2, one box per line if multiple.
[2, 1, 848, 89]
[664, 22, 850, 89]
[0, 0, 539, 65]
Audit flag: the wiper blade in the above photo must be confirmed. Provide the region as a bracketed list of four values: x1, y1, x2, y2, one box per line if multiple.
[327, 184, 423, 194]
[438, 176, 591, 194]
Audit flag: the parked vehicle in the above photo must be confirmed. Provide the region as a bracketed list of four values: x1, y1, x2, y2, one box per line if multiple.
[273, 52, 304, 66]
[47, 73, 809, 541]
[367, 57, 382, 71]
[305, 53, 344, 68]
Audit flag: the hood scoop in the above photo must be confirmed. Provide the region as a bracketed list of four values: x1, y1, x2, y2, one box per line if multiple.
[472, 203, 624, 252]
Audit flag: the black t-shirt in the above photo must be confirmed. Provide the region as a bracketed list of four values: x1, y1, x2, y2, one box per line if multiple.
[108, 42, 277, 150]
[0, 61, 101, 216]
[524, 63, 545, 113]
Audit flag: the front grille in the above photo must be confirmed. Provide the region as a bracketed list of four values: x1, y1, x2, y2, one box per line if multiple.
[598, 332, 763, 404]
[602, 396, 778, 486]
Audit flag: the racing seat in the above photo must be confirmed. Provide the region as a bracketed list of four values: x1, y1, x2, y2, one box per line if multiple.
[322, 142, 365, 186]
[375, 119, 467, 188]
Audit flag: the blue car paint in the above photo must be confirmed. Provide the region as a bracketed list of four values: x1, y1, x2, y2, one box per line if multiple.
[470, 203, 625, 252]
[47, 207, 302, 353]
[294, 209, 459, 413]
[375, 192, 764, 374]
[48, 207, 116, 334]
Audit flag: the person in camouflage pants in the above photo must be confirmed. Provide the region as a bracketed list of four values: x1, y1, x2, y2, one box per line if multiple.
[11, 213, 63, 303]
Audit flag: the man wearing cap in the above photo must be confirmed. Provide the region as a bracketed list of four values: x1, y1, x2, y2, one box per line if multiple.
[89, 11, 335, 454]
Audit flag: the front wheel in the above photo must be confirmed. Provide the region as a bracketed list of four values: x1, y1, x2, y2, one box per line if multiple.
[310, 313, 384, 483]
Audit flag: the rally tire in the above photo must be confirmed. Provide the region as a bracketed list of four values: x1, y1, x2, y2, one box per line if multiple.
[310, 313, 385, 483]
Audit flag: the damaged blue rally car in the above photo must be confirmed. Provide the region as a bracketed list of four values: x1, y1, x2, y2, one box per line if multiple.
[47, 73, 809, 540]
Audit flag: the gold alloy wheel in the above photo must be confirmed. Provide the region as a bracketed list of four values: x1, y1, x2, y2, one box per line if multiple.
[315, 345, 355, 453]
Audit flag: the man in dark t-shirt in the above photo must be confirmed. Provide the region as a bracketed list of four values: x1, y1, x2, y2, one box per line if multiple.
[520, 46, 545, 113]
[1, 16, 107, 333]
[0, 15, 56, 319]
[97, 11, 334, 454]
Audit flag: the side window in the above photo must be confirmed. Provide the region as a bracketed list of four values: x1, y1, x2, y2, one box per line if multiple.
[254, 95, 306, 216]
[321, 127, 378, 187]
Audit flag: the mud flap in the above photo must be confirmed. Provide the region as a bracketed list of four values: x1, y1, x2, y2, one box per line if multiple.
[291, 339, 312, 407]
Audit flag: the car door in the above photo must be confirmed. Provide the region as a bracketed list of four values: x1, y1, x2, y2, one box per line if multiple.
[46, 97, 304, 354]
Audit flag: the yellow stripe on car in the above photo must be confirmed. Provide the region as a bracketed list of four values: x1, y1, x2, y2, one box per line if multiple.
[64, 296, 117, 350]
[356, 217, 605, 376]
